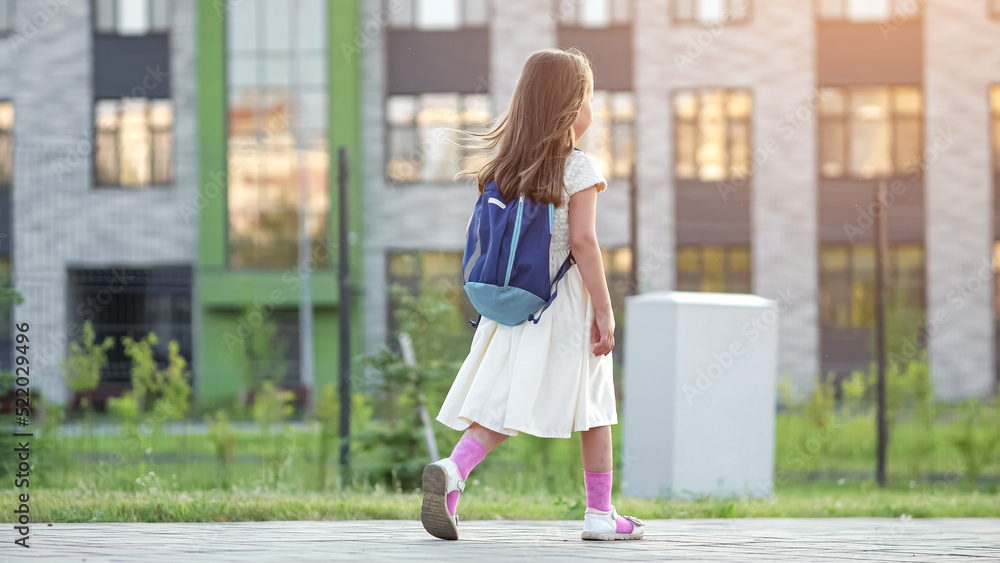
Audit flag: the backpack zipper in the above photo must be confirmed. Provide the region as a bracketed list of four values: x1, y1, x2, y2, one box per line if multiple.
[504, 194, 525, 287]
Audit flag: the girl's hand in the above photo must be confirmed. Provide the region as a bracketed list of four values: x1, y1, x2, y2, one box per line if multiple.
[591, 308, 615, 356]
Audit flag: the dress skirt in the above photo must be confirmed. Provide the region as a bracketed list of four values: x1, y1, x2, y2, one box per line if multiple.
[435, 247, 619, 439]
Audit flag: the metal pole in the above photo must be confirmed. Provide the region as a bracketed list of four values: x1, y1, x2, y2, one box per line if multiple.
[293, 4, 315, 412]
[337, 147, 352, 475]
[629, 163, 639, 295]
[874, 179, 888, 488]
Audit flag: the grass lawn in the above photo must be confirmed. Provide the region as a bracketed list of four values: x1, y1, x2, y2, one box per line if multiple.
[5, 482, 999, 523]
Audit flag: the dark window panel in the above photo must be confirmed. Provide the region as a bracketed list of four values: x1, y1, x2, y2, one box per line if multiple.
[556, 25, 632, 91]
[387, 28, 490, 95]
[93, 34, 171, 99]
[66, 267, 194, 386]
[817, 22, 922, 86]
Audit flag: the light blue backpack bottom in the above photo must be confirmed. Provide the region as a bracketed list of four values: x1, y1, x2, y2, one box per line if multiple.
[464, 282, 547, 326]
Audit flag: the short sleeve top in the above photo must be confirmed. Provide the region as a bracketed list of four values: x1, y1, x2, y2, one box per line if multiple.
[551, 149, 607, 253]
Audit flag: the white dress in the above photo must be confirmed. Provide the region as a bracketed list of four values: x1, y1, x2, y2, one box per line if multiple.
[435, 149, 617, 439]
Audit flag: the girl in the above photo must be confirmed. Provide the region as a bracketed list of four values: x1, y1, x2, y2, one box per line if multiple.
[421, 47, 644, 542]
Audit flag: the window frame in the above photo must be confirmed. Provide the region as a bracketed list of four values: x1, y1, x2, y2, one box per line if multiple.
[671, 87, 754, 183]
[225, 0, 331, 271]
[92, 97, 174, 189]
[675, 244, 753, 294]
[992, 84, 1000, 183]
[0, 0, 14, 38]
[577, 89, 636, 180]
[813, 0, 924, 23]
[0, 99, 12, 189]
[553, 0, 633, 28]
[385, 0, 492, 30]
[383, 92, 493, 187]
[816, 85, 923, 181]
[670, 0, 753, 25]
[818, 242, 926, 331]
[91, 0, 171, 37]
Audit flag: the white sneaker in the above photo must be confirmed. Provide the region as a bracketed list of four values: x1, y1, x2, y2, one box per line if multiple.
[421, 458, 465, 540]
[581, 504, 645, 541]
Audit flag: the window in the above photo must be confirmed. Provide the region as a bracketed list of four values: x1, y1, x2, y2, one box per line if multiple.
[578, 91, 635, 179]
[386, 250, 478, 350]
[0, 102, 10, 371]
[818, 86, 922, 179]
[0, 101, 11, 187]
[819, 244, 924, 330]
[676, 245, 751, 294]
[227, 0, 329, 269]
[0, 0, 13, 37]
[816, 0, 922, 21]
[386, 93, 491, 184]
[66, 267, 192, 384]
[554, 0, 632, 27]
[94, 98, 172, 187]
[992, 86, 1000, 181]
[0, 257, 10, 371]
[674, 89, 751, 182]
[387, 0, 489, 29]
[93, 0, 171, 35]
[602, 247, 633, 310]
[672, 0, 751, 24]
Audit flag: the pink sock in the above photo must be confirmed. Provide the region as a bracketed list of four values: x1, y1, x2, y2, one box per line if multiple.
[584, 470, 633, 534]
[445, 436, 486, 515]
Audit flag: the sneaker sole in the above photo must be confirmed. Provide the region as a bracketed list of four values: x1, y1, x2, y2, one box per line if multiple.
[581, 531, 644, 541]
[421, 463, 458, 540]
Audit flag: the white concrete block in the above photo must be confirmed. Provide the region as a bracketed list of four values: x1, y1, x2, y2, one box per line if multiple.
[622, 291, 778, 499]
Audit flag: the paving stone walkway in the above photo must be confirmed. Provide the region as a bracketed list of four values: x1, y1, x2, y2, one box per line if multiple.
[4, 518, 999, 562]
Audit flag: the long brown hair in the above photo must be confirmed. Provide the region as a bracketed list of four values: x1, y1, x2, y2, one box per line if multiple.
[461, 47, 594, 206]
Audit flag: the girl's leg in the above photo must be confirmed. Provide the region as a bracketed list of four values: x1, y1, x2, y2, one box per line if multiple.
[462, 422, 509, 454]
[444, 422, 508, 515]
[580, 425, 635, 533]
[580, 425, 613, 472]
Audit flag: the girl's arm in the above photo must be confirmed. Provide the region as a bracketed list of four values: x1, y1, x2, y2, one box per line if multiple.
[568, 185, 615, 356]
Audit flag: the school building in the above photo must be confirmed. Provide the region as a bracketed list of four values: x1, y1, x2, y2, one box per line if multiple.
[359, 0, 1000, 399]
[2, 0, 999, 404]
[0, 0, 364, 405]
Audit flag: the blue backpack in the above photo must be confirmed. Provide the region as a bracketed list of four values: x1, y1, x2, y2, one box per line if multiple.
[462, 181, 574, 327]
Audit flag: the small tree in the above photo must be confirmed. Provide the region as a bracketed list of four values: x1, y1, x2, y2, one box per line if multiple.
[253, 380, 295, 488]
[109, 333, 191, 443]
[63, 320, 115, 418]
[313, 383, 339, 490]
[358, 286, 465, 489]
